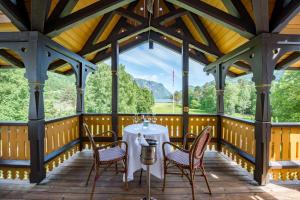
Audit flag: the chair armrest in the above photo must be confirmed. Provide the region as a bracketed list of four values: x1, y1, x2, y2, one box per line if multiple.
[92, 130, 117, 140]
[162, 141, 189, 158]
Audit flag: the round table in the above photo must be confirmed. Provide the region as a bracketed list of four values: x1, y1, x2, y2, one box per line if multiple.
[122, 123, 171, 181]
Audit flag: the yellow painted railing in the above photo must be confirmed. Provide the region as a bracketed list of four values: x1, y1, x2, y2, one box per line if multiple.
[0, 123, 30, 180]
[83, 114, 112, 137]
[221, 116, 256, 173]
[44, 115, 80, 172]
[188, 115, 217, 138]
[269, 124, 300, 181]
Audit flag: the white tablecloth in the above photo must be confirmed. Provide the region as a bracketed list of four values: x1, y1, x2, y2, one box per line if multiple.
[122, 123, 171, 181]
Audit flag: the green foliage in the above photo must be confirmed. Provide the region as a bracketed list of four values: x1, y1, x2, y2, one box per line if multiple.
[85, 63, 154, 114]
[2, 65, 300, 123]
[44, 71, 76, 119]
[0, 69, 29, 121]
[0, 69, 76, 121]
[271, 71, 300, 122]
[224, 78, 256, 119]
[85, 63, 112, 113]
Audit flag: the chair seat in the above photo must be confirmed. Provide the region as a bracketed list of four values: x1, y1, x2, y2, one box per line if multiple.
[166, 150, 200, 167]
[99, 146, 125, 162]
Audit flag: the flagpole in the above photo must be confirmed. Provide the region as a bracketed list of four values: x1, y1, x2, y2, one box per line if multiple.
[172, 68, 175, 114]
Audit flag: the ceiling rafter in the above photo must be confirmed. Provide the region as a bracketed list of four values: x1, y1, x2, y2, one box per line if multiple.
[0, 49, 24, 68]
[154, 8, 188, 25]
[81, 13, 115, 51]
[187, 13, 221, 55]
[31, 0, 50, 32]
[151, 22, 221, 56]
[79, 22, 149, 56]
[115, 8, 147, 24]
[276, 52, 300, 70]
[252, 0, 269, 33]
[45, 0, 136, 37]
[270, 0, 300, 33]
[221, 0, 255, 30]
[150, 31, 210, 65]
[165, 0, 255, 38]
[47, 0, 79, 22]
[0, 0, 30, 31]
[91, 32, 148, 63]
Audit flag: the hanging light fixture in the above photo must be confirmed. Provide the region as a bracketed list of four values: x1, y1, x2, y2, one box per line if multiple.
[147, 0, 155, 49]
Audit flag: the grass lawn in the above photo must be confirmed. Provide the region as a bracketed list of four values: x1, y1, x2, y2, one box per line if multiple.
[151, 102, 207, 114]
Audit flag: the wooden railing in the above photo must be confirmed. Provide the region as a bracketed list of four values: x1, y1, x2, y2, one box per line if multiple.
[269, 123, 300, 181]
[4, 113, 299, 182]
[44, 115, 80, 172]
[220, 116, 256, 173]
[0, 122, 30, 180]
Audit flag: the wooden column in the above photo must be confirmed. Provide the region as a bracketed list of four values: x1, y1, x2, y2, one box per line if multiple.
[182, 40, 189, 138]
[24, 36, 48, 183]
[76, 62, 88, 150]
[214, 64, 225, 151]
[251, 34, 275, 185]
[111, 41, 119, 140]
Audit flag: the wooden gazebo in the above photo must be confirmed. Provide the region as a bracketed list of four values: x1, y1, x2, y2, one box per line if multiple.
[0, 0, 300, 198]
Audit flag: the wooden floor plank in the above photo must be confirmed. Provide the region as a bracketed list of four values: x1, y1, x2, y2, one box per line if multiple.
[1, 150, 300, 199]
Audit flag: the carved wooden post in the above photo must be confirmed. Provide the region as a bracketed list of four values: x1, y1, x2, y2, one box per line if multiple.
[24, 34, 48, 183]
[213, 64, 225, 151]
[182, 40, 189, 139]
[76, 62, 88, 150]
[111, 40, 119, 140]
[251, 34, 275, 185]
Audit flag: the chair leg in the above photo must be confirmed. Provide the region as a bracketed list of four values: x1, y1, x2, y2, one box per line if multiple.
[85, 162, 95, 186]
[201, 166, 211, 195]
[162, 160, 167, 191]
[90, 167, 100, 200]
[190, 169, 196, 200]
[124, 158, 128, 190]
[139, 168, 143, 185]
[115, 163, 118, 174]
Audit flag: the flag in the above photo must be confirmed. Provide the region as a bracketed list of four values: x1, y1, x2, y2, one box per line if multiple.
[172, 68, 174, 87]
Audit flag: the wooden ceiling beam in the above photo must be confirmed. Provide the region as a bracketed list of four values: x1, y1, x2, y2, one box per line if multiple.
[233, 61, 251, 72]
[271, 0, 300, 33]
[154, 8, 188, 25]
[82, 12, 115, 50]
[151, 22, 221, 57]
[91, 33, 148, 63]
[252, 0, 269, 33]
[47, 0, 79, 22]
[187, 13, 221, 55]
[222, 0, 255, 30]
[79, 22, 149, 56]
[276, 52, 300, 70]
[150, 31, 210, 65]
[31, 0, 51, 32]
[0, 49, 24, 68]
[0, 0, 29, 31]
[165, 0, 255, 38]
[115, 8, 147, 24]
[45, 0, 136, 37]
[48, 60, 69, 71]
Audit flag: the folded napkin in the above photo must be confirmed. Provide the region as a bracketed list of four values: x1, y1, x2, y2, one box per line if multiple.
[135, 134, 149, 146]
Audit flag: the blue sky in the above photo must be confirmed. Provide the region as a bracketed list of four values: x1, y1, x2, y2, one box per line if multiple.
[105, 42, 214, 92]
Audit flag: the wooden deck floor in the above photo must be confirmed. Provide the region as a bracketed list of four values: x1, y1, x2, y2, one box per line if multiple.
[1, 150, 300, 200]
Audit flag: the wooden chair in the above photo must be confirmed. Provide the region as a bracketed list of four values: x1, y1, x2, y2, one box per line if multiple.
[83, 123, 128, 200]
[162, 126, 212, 200]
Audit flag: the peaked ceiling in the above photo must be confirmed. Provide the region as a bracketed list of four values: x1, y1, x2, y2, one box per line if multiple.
[0, 0, 299, 77]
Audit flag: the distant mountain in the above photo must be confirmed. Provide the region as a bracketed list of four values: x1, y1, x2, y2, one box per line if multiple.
[134, 78, 172, 99]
